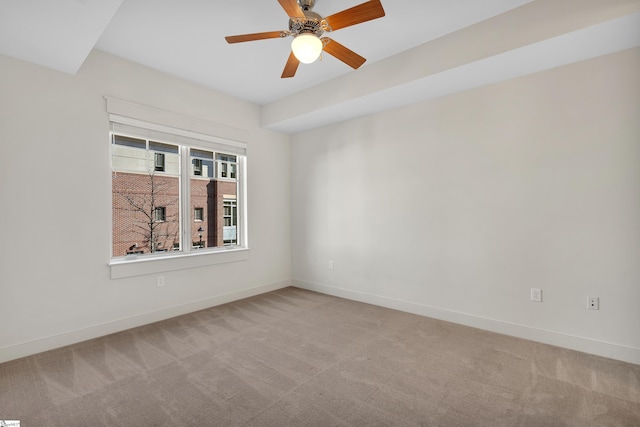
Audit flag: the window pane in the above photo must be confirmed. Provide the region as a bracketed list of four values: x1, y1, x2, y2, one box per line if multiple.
[191, 149, 213, 178]
[194, 207, 203, 221]
[216, 153, 237, 180]
[223, 199, 237, 245]
[190, 150, 239, 248]
[112, 135, 146, 172]
[154, 207, 166, 222]
[112, 140, 181, 256]
[154, 152, 165, 171]
[193, 159, 202, 176]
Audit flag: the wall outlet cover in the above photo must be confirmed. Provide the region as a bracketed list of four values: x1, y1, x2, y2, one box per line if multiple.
[531, 288, 542, 302]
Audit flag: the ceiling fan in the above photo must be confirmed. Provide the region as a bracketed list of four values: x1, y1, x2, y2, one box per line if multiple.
[225, 0, 386, 78]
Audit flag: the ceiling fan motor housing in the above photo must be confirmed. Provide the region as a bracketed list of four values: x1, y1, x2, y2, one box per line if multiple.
[289, 10, 324, 38]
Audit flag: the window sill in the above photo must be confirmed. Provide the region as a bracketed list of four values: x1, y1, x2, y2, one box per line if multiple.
[109, 247, 249, 279]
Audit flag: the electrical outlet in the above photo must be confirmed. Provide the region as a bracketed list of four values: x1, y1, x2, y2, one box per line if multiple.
[157, 276, 165, 287]
[588, 296, 599, 310]
[328, 260, 334, 270]
[530, 288, 542, 302]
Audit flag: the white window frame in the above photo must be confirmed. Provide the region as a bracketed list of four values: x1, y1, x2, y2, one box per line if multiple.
[106, 97, 249, 279]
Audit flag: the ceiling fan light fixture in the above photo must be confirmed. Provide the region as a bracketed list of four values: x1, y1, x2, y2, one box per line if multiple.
[291, 33, 323, 64]
[225, 0, 386, 78]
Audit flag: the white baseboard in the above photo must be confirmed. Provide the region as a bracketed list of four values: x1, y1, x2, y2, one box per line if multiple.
[293, 279, 640, 366]
[0, 280, 290, 364]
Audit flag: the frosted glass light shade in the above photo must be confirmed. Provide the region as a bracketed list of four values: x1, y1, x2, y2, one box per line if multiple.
[291, 34, 322, 64]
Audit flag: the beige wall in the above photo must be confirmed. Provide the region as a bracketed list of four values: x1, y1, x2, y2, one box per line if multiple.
[291, 48, 640, 364]
[0, 50, 291, 362]
[1, 46, 638, 364]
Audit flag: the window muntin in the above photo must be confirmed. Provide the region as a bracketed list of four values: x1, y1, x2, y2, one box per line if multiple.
[112, 130, 243, 259]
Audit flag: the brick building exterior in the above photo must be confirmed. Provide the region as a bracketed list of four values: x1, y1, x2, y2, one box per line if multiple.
[112, 172, 180, 256]
[112, 173, 237, 257]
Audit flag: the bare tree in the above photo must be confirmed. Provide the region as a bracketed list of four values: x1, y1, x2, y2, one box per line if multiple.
[113, 172, 180, 254]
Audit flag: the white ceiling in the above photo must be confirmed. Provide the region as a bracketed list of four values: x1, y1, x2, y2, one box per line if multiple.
[94, 0, 533, 105]
[1, 0, 639, 134]
[0, 0, 123, 74]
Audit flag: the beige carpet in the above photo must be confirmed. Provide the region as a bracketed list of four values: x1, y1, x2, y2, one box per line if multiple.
[1, 287, 639, 426]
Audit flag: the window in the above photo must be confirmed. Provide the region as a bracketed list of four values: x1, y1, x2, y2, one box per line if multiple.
[191, 149, 213, 178]
[217, 154, 237, 179]
[154, 206, 166, 222]
[110, 115, 246, 261]
[194, 207, 203, 221]
[154, 152, 165, 171]
[193, 158, 202, 176]
[223, 199, 237, 245]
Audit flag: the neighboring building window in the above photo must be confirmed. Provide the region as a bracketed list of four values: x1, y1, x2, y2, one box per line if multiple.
[194, 207, 203, 221]
[191, 149, 213, 178]
[111, 127, 244, 258]
[193, 158, 202, 176]
[223, 199, 237, 245]
[154, 207, 166, 222]
[217, 154, 237, 179]
[154, 152, 165, 171]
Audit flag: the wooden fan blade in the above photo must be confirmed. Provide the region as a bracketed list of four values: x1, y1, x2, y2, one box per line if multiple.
[324, 0, 385, 31]
[321, 37, 366, 69]
[281, 51, 300, 78]
[225, 31, 284, 44]
[278, 0, 306, 18]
